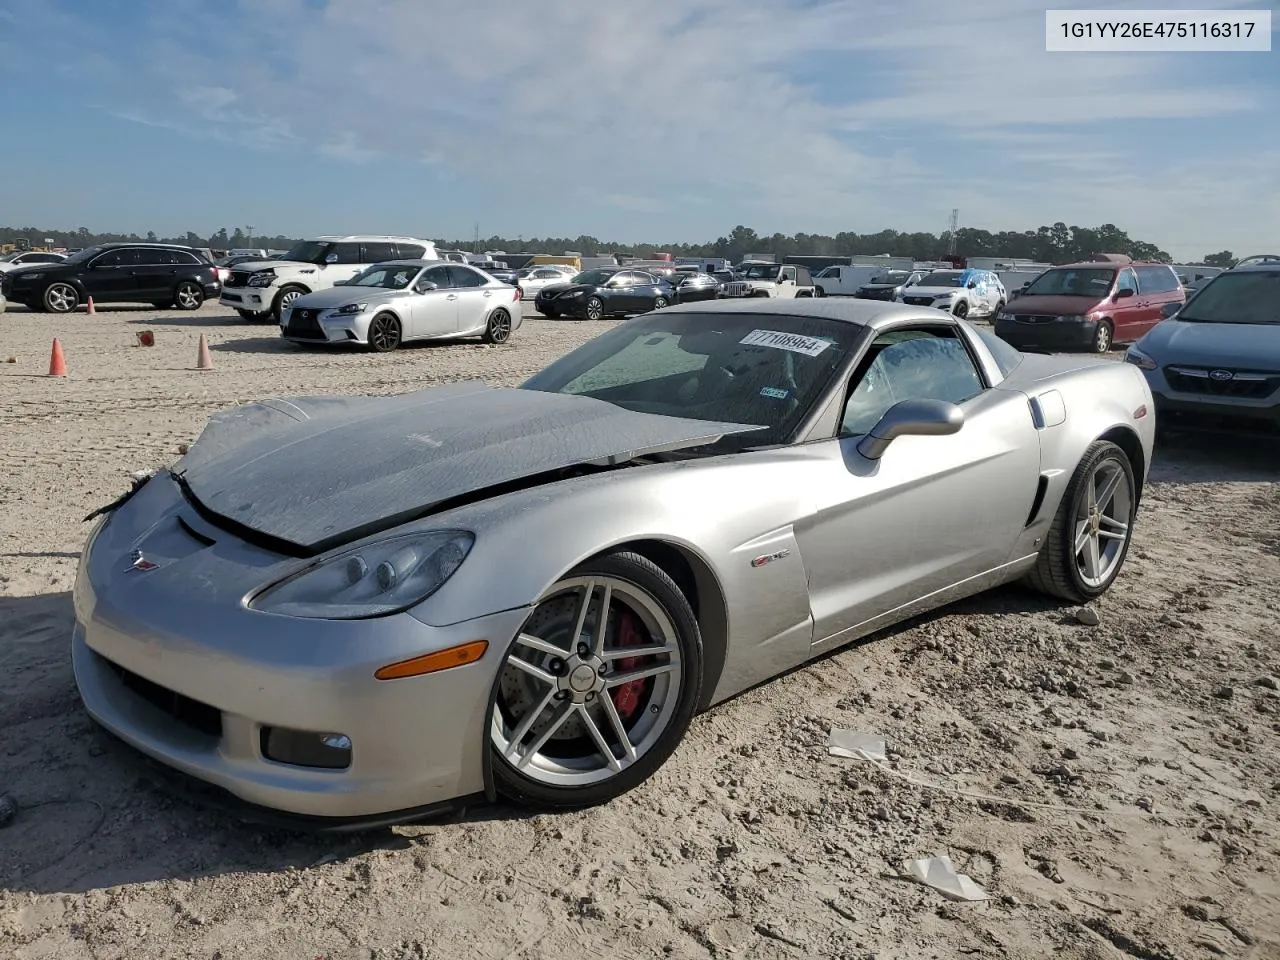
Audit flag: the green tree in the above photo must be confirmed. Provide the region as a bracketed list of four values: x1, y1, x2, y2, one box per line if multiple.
[1202, 250, 1235, 267]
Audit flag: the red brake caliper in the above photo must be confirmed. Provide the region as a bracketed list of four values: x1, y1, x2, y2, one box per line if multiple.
[609, 609, 647, 721]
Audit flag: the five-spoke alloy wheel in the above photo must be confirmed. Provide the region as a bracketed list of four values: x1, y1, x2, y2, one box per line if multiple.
[490, 552, 702, 808]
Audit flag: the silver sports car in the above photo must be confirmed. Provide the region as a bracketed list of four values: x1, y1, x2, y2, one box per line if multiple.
[281, 260, 521, 352]
[73, 299, 1154, 827]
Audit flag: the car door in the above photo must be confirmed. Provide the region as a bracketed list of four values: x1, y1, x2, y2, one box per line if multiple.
[777, 265, 798, 297]
[132, 247, 179, 301]
[82, 248, 141, 301]
[602, 271, 635, 314]
[445, 265, 492, 333]
[326, 241, 365, 282]
[1110, 266, 1143, 342]
[408, 265, 458, 338]
[1133, 265, 1178, 337]
[794, 324, 1042, 651]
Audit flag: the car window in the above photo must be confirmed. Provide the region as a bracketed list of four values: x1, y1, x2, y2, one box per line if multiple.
[393, 243, 426, 260]
[447, 265, 487, 288]
[974, 329, 1023, 376]
[333, 242, 363, 264]
[173, 251, 203, 265]
[26, 253, 61, 263]
[840, 330, 985, 437]
[135, 248, 176, 265]
[362, 242, 398, 263]
[609, 273, 635, 288]
[1116, 268, 1138, 296]
[421, 265, 453, 289]
[92, 249, 140, 267]
[1179, 271, 1280, 324]
[352, 264, 420, 289]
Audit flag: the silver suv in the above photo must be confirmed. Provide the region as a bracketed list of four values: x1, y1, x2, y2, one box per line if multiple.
[219, 235, 438, 321]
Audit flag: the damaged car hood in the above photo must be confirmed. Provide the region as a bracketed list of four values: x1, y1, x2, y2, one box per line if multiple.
[172, 383, 762, 554]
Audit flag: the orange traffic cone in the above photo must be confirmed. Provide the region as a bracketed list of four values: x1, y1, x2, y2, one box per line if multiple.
[86, 297, 96, 315]
[196, 333, 213, 370]
[48, 338, 67, 377]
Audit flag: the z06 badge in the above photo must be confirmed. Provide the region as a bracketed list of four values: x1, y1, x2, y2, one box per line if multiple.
[751, 549, 791, 568]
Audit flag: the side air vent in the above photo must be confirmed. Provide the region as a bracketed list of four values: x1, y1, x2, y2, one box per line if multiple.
[1024, 475, 1049, 527]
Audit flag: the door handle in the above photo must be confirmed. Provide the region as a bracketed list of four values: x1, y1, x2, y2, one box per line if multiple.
[483, 290, 492, 297]
[446, 294, 457, 300]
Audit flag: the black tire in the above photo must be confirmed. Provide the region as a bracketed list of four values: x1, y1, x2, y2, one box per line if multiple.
[653, 296, 668, 310]
[490, 550, 704, 810]
[992, 299, 1005, 318]
[814, 287, 827, 298]
[43, 282, 79, 314]
[271, 285, 307, 323]
[584, 296, 605, 321]
[752, 290, 771, 298]
[366, 312, 402, 352]
[952, 299, 969, 319]
[236, 308, 270, 321]
[1026, 439, 1136, 603]
[796, 290, 812, 298]
[174, 281, 203, 311]
[483, 308, 513, 344]
[1090, 319, 1114, 353]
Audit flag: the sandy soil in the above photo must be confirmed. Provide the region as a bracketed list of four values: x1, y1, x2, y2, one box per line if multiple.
[2, 301, 1278, 960]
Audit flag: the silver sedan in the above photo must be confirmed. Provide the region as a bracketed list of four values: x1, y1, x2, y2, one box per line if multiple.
[281, 260, 522, 351]
[73, 299, 1153, 827]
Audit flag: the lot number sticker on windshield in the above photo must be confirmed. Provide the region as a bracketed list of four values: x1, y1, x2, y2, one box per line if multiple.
[740, 329, 832, 357]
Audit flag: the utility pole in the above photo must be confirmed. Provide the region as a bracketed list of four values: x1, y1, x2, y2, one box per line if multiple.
[473, 222, 479, 254]
[246, 225, 255, 249]
[945, 209, 959, 257]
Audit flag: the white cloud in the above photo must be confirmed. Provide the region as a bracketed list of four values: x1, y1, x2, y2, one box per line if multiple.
[9, 0, 1278, 252]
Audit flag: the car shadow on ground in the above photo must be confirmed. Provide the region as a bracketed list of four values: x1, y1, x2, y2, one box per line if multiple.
[126, 313, 248, 327]
[209, 336, 493, 355]
[0, 591, 543, 896]
[1150, 430, 1280, 483]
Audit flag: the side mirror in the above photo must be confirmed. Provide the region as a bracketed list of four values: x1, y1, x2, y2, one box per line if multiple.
[414, 280, 438, 293]
[324, 253, 339, 264]
[966, 280, 977, 289]
[1114, 287, 1135, 300]
[856, 399, 964, 460]
[1160, 301, 1181, 319]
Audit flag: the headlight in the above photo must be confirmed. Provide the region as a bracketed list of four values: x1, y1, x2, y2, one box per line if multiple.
[18, 272, 41, 280]
[247, 272, 276, 287]
[249, 530, 474, 619]
[335, 302, 367, 315]
[1124, 347, 1158, 371]
[933, 292, 955, 300]
[564, 289, 584, 297]
[1057, 314, 1085, 323]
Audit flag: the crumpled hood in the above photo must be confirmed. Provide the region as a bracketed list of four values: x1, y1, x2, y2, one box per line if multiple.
[291, 285, 397, 310]
[1140, 319, 1280, 369]
[173, 383, 762, 554]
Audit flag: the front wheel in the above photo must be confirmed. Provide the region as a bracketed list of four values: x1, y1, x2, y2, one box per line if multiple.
[43, 283, 79, 314]
[174, 281, 203, 310]
[652, 296, 668, 310]
[489, 551, 703, 809]
[1026, 439, 1136, 603]
[584, 296, 605, 321]
[952, 299, 969, 319]
[1090, 320, 1113, 353]
[814, 286, 827, 298]
[483, 308, 513, 344]
[272, 285, 307, 323]
[366, 312, 402, 352]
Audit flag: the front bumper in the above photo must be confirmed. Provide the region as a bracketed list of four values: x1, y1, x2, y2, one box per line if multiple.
[280, 305, 371, 345]
[535, 294, 588, 317]
[1143, 367, 1280, 436]
[72, 476, 531, 821]
[219, 286, 275, 314]
[994, 316, 1096, 351]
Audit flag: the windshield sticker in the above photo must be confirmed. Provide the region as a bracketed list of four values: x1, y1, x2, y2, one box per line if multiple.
[740, 329, 832, 357]
[759, 387, 790, 400]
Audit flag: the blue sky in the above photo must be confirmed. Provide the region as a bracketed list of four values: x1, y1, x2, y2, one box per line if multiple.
[0, 0, 1276, 259]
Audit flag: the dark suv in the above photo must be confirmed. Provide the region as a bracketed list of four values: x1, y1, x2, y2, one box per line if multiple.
[1, 242, 221, 313]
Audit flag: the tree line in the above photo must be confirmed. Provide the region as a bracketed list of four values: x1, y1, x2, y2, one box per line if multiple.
[0, 222, 1234, 267]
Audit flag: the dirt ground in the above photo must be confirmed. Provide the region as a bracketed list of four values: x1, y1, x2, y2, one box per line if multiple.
[2, 301, 1278, 960]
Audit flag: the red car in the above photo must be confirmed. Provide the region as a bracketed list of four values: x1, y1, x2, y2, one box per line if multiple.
[993, 257, 1184, 353]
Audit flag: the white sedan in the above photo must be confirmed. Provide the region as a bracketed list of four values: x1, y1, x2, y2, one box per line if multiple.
[517, 265, 578, 299]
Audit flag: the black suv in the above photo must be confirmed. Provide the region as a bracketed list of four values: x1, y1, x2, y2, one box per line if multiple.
[1, 242, 221, 313]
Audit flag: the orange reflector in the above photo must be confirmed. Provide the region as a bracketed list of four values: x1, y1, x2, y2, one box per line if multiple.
[374, 640, 488, 680]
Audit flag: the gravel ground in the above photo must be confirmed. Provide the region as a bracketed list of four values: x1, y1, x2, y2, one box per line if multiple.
[1, 300, 1278, 960]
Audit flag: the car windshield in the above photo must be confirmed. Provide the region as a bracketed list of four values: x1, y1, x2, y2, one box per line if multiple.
[740, 263, 780, 280]
[870, 272, 910, 284]
[1178, 271, 1280, 324]
[570, 269, 617, 286]
[281, 240, 332, 264]
[920, 271, 964, 287]
[348, 264, 421, 289]
[62, 245, 105, 265]
[520, 311, 860, 450]
[1022, 267, 1116, 297]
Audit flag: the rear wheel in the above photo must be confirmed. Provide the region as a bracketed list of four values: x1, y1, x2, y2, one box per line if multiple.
[174, 281, 203, 310]
[489, 551, 703, 810]
[366, 312, 402, 352]
[1090, 320, 1113, 353]
[1026, 439, 1136, 603]
[483, 308, 513, 344]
